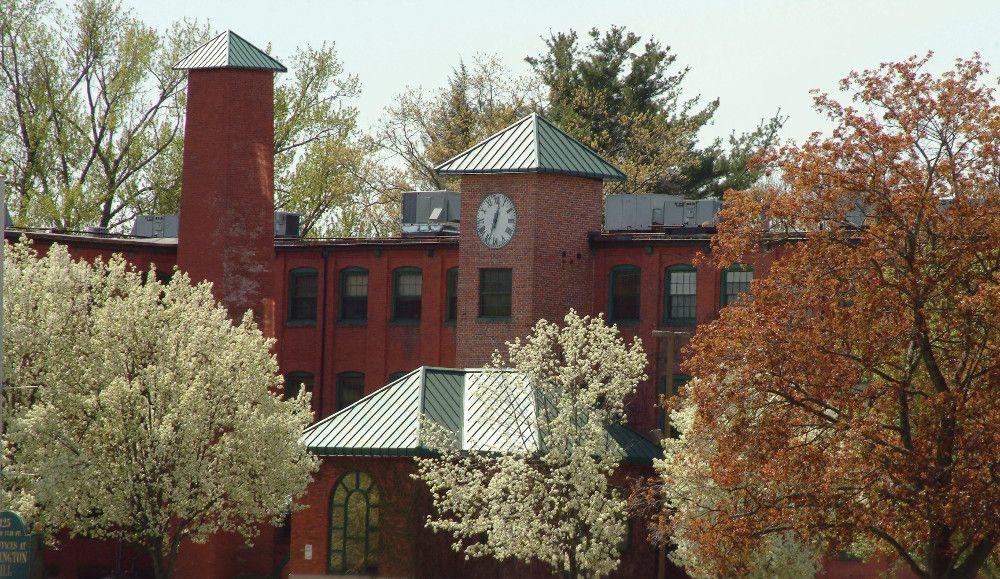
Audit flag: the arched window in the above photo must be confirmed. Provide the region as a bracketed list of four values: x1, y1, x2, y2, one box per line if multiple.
[339, 267, 369, 322]
[609, 265, 641, 323]
[721, 264, 754, 307]
[336, 372, 365, 411]
[444, 267, 459, 323]
[329, 471, 380, 574]
[392, 267, 422, 322]
[288, 267, 319, 323]
[283, 371, 314, 400]
[664, 265, 697, 326]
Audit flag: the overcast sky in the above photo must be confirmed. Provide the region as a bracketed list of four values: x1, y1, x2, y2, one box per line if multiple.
[122, 0, 1000, 146]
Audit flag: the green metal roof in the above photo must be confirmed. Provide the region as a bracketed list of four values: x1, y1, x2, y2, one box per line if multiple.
[173, 30, 286, 72]
[434, 113, 626, 181]
[302, 366, 661, 464]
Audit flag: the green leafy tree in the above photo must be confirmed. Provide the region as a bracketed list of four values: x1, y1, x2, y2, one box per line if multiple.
[0, 0, 209, 229]
[1, 0, 388, 235]
[273, 43, 404, 236]
[680, 111, 785, 198]
[527, 26, 782, 197]
[380, 55, 537, 191]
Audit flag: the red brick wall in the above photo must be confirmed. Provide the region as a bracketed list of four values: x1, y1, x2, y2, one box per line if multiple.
[177, 68, 276, 324]
[288, 457, 658, 578]
[2, 232, 177, 275]
[455, 173, 603, 367]
[274, 244, 458, 418]
[593, 242, 773, 435]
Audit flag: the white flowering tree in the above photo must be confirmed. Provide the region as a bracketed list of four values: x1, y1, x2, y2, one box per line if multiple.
[0, 241, 318, 579]
[656, 384, 822, 579]
[415, 310, 647, 579]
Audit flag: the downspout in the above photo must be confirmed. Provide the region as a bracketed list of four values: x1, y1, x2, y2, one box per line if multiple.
[318, 248, 331, 417]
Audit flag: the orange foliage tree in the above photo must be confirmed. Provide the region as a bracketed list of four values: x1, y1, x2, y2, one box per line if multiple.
[669, 54, 999, 578]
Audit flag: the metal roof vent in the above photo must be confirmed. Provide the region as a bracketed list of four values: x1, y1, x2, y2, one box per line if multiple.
[85, 226, 110, 237]
[401, 191, 460, 236]
[130, 214, 179, 238]
[274, 211, 301, 238]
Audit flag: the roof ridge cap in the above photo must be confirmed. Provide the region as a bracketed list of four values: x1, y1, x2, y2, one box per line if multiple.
[415, 366, 429, 447]
[531, 112, 540, 168]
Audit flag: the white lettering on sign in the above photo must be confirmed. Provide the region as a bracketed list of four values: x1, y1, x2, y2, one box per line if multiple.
[304, 544, 312, 560]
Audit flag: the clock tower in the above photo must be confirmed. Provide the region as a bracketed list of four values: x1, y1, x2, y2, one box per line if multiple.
[436, 113, 626, 367]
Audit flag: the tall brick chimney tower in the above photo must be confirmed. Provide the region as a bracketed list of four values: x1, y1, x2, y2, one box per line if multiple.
[436, 113, 626, 367]
[173, 31, 286, 324]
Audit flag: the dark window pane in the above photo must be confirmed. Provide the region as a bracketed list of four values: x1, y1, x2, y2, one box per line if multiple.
[445, 268, 458, 322]
[388, 371, 408, 382]
[284, 372, 314, 400]
[723, 267, 753, 306]
[155, 270, 173, 285]
[666, 267, 697, 324]
[393, 269, 422, 321]
[340, 269, 368, 321]
[479, 268, 512, 318]
[336, 372, 365, 411]
[659, 374, 690, 436]
[610, 266, 640, 322]
[288, 268, 318, 322]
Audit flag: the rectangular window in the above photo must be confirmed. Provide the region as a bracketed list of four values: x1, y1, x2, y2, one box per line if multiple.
[659, 374, 690, 436]
[722, 267, 754, 307]
[445, 268, 458, 323]
[393, 268, 422, 321]
[283, 372, 314, 400]
[665, 267, 697, 325]
[288, 268, 318, 323]
[609, 266, 641, 323]
[336, 372, 365, 411]
[339, 269, 368, 322]
[479, 268, 512, 318]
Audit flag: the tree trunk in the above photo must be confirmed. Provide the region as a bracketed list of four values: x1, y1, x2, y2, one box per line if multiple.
[148, 541, 178, 579]
[564, 549, 579, 579]
[150, 552, 167, 579]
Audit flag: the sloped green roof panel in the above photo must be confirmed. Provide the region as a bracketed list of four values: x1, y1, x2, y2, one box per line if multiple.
[302, 370, 422, 456]
[464, 370, 537, 453]
[435, 113, 626, 181]
[422, 368, 465, 448]
[302, 366, 661, 464]
[173, 30, 286, 72]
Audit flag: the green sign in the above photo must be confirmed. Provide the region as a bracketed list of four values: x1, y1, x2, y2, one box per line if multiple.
[0, 511, 30, 579]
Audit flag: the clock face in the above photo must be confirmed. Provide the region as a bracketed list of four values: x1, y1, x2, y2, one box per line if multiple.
[475, 193, 517, 249]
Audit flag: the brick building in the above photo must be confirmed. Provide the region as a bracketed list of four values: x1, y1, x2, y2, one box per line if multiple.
[8, 32, 775, 578]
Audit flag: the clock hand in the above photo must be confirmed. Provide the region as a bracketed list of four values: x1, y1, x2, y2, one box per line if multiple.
[491, 207, 500, 233]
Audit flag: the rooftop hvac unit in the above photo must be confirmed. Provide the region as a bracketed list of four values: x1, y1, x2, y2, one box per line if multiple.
[661, 197, 722, 228]
[401, 190, 460, 236]
[130, 214, 179, 238]
[605, 195, 721, 231]
[605, 195, 652, 231]
[274, 211, 302, 238]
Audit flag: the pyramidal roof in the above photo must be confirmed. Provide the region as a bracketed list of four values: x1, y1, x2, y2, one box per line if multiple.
[435, 113, 626, 181]
[173, 30, 286, 72]
[301, 366, 660, 464]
